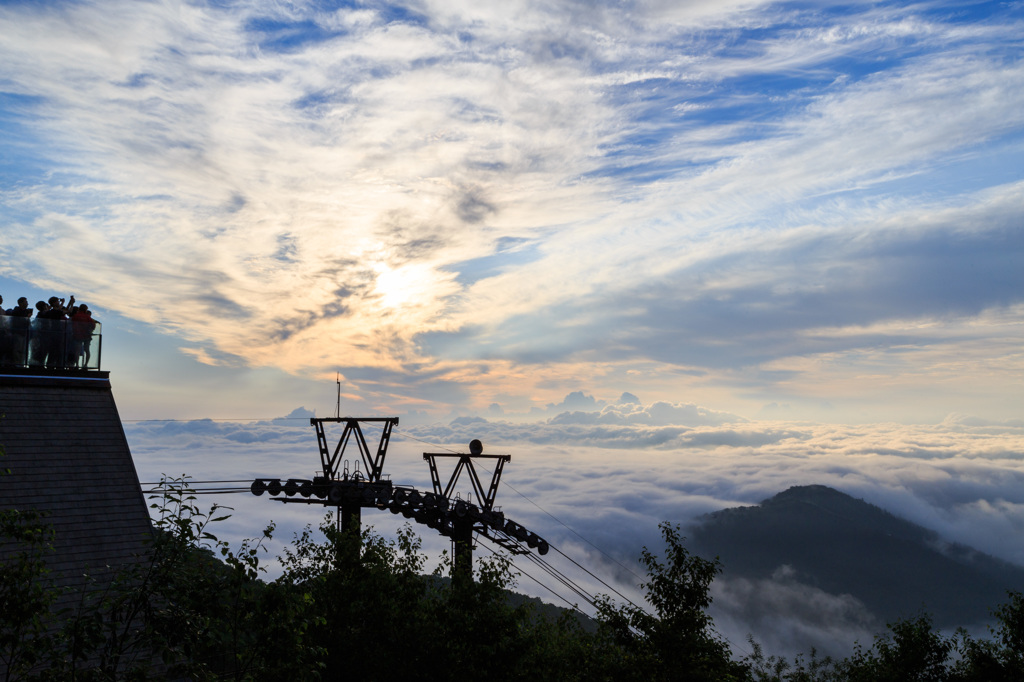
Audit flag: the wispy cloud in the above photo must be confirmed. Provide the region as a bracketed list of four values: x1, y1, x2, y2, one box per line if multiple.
[1, 0, 1022, 420]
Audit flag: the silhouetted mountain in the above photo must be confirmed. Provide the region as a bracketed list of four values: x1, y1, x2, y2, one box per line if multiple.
[688, 485, 1024, 627]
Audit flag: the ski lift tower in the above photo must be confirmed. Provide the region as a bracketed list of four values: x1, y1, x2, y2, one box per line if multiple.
[310, 416, 398, 535]
[252, 425, 551, 581]
[423, 439, 510, 581]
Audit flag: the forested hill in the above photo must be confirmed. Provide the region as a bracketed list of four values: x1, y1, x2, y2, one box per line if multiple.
[687, 484, 1024, 627]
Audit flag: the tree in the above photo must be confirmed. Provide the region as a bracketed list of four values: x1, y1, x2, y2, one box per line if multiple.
[30, 476, 318, 681]
[746, 639, 840, 682]
[0, 507, 57, 682]
[137, 476, 317, 681]
[838, 613, 952, 682]
[594, 522, 748, 682]
[951, 590, 1024, 681]
[992, 590, 1024, 667]
[277, 516, 431, 681]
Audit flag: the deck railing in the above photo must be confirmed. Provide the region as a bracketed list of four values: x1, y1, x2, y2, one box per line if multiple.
[0, 317, 103, 371]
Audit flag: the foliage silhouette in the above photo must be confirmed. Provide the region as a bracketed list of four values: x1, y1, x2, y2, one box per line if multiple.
[0, 507, 56, 681]
[594, 521, 749, 681]
[6, 477, 1024, 682]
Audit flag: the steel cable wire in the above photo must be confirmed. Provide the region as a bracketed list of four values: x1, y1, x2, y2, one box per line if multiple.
[475, 540, 590, 617]
[518, 549, 602, 611]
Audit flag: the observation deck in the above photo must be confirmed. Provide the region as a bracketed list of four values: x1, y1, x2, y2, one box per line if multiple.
[0, 316, 104, 374]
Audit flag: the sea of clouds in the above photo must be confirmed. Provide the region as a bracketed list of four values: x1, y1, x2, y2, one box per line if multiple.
[124, 393, 1024, 658]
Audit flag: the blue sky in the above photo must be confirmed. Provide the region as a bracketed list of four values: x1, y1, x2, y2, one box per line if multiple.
[3, 0, 1024, 655]
[1, 0, 1021, 423]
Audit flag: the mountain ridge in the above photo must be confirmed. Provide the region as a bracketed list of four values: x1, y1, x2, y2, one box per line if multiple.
[686, 484, 1024, 628]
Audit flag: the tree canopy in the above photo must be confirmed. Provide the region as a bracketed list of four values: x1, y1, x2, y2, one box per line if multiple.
[2, 479, 1023, 681]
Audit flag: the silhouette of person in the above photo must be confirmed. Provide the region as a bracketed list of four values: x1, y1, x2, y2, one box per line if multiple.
[0, 295, 9, 365]
[7, 297, 33, 366]
[70, 304, 98, 368]
[39, 296, 72, 368]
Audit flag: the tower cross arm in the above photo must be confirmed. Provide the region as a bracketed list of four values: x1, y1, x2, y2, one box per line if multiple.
[422, 452, 511, 511]
[310, 417, 398, 482]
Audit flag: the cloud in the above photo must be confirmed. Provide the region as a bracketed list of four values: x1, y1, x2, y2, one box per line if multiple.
[124, 395, 1024, 570]
[713, 567, 879, 660]
[397, 407, 1024, 565]
[275, 406, 316, 421]
[119, 394, 1024, 659]
[546, 390, 604, 413]
[1, 0, 1022, 424]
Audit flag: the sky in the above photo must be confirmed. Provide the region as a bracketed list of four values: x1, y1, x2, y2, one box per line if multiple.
[2, 0, 1024, 658]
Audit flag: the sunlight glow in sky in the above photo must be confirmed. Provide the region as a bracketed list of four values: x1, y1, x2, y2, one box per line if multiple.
[2, 0, 1021, 423]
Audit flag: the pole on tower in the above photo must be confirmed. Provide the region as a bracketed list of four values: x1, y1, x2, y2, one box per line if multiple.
[423, 440, 511, 580]
[309, 416, 398, 562]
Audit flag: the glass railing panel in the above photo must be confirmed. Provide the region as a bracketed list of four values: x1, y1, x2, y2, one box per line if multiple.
[0, 318, 102, 371]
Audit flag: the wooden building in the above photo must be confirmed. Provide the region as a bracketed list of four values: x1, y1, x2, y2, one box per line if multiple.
[0, 369, 154, 676]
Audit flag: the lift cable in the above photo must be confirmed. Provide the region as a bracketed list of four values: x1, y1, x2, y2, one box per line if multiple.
[140, 475, 649, 615]
[499, 479, 645, 583]
[545, 542, 643, 610]
[477, 539, 647, 640]
[474, 540, 591, 618]
[490, 539, 747, 656]
[142, 487, 251, 496]
[140, 479, 256, 485]
[475, 531, 614, 615]
[517, 537, 654, 618]
[123, 417, 311, 423]
[514, 550, 649, 638]
[393, 430, 461, 454]
[519, 539, 646, 614]
[139, 475, 643, 615]
[518, 550, 602, 611]
[477, 537, 602, 618]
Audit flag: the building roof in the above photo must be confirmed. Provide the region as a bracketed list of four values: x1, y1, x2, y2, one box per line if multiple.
[0, 371, 152, 591]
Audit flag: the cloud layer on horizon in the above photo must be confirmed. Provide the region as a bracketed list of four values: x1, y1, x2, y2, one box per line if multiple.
[123, 395, 1024, 657]
[125, 396, 1024, 565]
